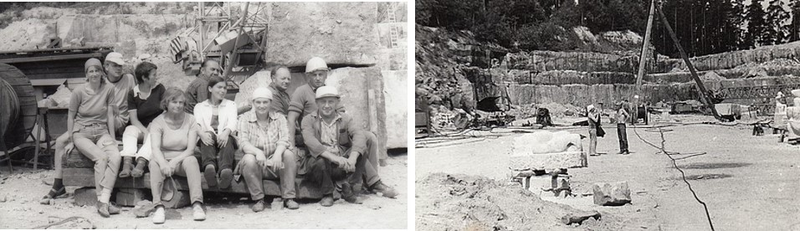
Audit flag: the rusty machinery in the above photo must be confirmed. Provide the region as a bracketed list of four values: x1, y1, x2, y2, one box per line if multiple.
[173, 2, 269, 93]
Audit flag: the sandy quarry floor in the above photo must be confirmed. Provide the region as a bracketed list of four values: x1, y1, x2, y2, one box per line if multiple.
[0, 155, 408, 229]
[416, 117, 800, 230]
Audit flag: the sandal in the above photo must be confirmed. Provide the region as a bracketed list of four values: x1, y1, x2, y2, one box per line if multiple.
[40, 187, 66, 205]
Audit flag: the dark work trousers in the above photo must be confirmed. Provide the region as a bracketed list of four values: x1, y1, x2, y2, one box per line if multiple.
[617, 123, 629, 152]
[305, 148, 380, 196]
[199, 132, 236, 172]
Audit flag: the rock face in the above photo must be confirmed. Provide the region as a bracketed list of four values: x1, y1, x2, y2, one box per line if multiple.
[264, 2, 380, 67]
[592, 182, 632, 206]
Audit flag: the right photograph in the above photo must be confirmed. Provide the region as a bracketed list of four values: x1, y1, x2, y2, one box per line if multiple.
[415, 0, 800, 230]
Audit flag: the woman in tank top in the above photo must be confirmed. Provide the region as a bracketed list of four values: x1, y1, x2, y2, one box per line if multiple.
[147, 87, 205, 224]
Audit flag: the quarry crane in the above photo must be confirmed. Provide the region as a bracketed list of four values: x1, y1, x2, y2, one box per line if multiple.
[173, 2, 269, 92]
[634, 0, 723, 122]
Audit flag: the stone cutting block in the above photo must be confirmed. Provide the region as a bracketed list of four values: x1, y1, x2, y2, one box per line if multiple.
[509, 151, 587, 170]
[593, 181, 631, 206]
[73, 187, 97, 207]
[115, 188, 147, 207]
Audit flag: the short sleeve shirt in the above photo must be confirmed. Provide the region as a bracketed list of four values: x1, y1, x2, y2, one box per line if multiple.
[237, 110, 290, 155]
[149, 113, 198, 152]
[109, 74, 135, 123]
[128, 84, 166, 127]
[69, 83, 115, 126]
[288, 84, 345, 123]
[269, 83, 291, 116]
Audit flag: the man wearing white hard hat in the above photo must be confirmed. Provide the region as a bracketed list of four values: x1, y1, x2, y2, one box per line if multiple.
[300, 86, 397, 207]
[104, 52, 136, 133]
[235, 87, 300, 212]
[287, 57, 344, 149]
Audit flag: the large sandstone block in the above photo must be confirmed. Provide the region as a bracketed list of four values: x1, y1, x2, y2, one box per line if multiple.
[382, 70, 407, 149]
[510, 131, 586, 170]
[593, 181, 631, 206]
[264, 2, 379, 67]
[326, 67, 388, 145]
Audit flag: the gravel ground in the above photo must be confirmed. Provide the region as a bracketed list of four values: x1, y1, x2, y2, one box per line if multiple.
[0, 155, 408, 229]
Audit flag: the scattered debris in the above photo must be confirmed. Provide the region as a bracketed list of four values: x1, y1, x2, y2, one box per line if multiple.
[561, 210, 602, 225]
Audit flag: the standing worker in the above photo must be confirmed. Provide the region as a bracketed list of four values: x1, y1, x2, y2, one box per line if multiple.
[615, 101, 631, 155]
[587, 105, 603, 156]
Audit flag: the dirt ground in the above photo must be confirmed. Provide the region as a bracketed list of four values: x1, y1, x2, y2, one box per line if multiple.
[0, 155, 407, 229]
[416, 116, 800, 230]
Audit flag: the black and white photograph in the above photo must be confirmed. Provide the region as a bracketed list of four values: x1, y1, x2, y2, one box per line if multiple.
[0, 1, 409, 229]
[416, 0, 800, 230]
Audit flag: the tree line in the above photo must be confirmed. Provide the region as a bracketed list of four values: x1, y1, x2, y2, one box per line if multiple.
[417, 0, 800, 57]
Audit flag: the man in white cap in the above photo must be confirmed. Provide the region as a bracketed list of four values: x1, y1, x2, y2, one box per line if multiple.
[300, 86, 397, 207]
[288, 57, 386, 194]
[104, 52, 136, 133]
[236, 87, 300, 212]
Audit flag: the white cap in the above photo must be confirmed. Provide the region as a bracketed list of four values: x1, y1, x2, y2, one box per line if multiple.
[305, 57, 329, 73]
[315, 86, 339, 99]
[105, 52, 125, 65]
[587, 104, 595, 111]
[251, 87, 273, 101]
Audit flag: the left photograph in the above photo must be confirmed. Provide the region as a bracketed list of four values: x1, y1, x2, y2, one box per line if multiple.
[0, 2, 408, 229]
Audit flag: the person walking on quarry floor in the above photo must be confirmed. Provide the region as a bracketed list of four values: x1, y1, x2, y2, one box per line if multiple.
[587, 104, 604, 156]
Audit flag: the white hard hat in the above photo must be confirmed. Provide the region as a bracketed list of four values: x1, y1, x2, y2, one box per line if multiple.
[315, 86, 340, 99]
[251, 87, 273, 101]
[105, 52, 125, 65]
[305, 57, 329, 73]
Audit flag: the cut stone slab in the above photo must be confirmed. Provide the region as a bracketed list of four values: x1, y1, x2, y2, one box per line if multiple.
[73, 187, 97, 207]
[115, 188, 147, 207]
[593, 181, 632, 206]
[509, 150, 586, 170]
[510, 131, 586, 170]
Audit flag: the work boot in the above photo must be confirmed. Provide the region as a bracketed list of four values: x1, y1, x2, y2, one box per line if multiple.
[252, 199, 266, 212]
[369, 181, 398, 198]
[130, 158, 148, 178]
[109, 203, 121, 215]
[192, 202, 206, 221]
[204, 165, 217, 187]
[97, 202, 111, 218]
[218, 168, 233, 189]
[319, 195, 334, 207]
[284, 199, 299, 210]
[119, 157, 134, 178]
[152, 205, 165, 224]
[341, 183, 363, 204]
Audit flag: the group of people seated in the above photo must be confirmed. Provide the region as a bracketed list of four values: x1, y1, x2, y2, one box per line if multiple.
[38, 53, 398, 224]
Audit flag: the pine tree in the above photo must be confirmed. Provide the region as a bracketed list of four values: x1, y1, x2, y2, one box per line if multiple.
[746, 0, 767, 48]
[764, 0, 790, 45]
[729, 0, 748, 50]
[789, 0, 800, 41]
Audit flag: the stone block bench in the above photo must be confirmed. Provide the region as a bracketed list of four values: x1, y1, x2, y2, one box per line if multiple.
[62, 148, 323, 208]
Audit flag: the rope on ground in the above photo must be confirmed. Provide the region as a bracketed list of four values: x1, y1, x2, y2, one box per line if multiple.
[631, 122, 716, 231]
